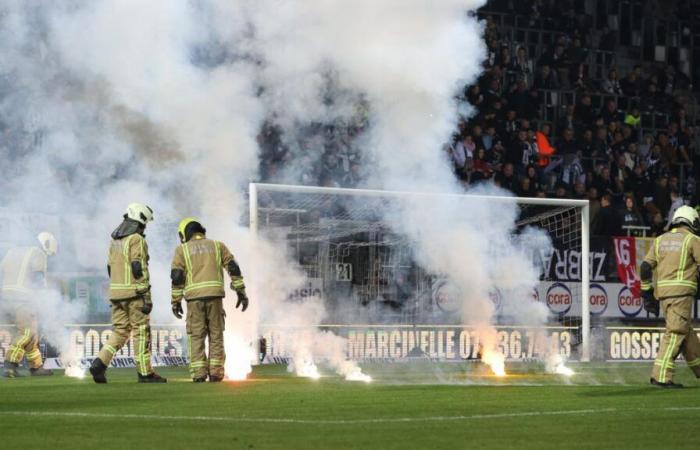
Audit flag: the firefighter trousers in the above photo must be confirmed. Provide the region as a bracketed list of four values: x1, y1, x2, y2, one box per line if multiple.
[6, 304, 43, 368]
[97, 297, 154, 376]
[186, 298, 225, 379]
[652, 296, 700, 383]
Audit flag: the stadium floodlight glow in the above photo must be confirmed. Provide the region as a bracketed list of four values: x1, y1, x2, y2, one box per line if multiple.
[249, 183, 591, 364]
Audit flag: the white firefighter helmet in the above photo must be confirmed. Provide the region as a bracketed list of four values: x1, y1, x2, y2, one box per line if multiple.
[671, 205, 700, 231]
[37, 231, 58, 256]
[126, 203, 154, 225]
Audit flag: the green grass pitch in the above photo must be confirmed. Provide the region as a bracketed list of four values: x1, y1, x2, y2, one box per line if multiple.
[1, 362, 699, 449]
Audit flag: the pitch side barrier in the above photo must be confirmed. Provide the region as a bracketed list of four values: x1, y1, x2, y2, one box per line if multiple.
[0, 323, 698, 365]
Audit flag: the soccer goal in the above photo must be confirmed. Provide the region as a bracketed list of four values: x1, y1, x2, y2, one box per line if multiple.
[249, 183, 591, 362]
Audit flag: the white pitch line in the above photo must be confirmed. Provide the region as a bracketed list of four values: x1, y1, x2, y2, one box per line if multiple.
[1, 407, 699, 425]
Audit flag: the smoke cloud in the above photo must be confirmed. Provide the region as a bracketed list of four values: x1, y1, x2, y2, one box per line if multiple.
[1, 0, 557, 379]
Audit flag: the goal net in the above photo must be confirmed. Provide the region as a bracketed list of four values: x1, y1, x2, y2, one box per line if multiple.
[250, 183, 591, 362]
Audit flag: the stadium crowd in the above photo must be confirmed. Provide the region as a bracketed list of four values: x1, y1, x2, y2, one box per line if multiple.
[257, 1, 700, 238]
[452, 1, 699, 237]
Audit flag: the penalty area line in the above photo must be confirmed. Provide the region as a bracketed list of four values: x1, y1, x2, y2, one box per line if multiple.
[2, 407, 699, 425]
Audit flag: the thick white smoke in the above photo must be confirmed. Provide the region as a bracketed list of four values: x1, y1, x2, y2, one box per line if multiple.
[1, 0, 556, 379]
[243, 0, 554, 374]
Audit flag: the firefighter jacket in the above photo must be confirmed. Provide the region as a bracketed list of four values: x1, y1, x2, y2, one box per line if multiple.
[0, 247, 47, 301]
[642, 227, 700, 298]
[171, 234, 245, 303]
[108, 233, 150, 300]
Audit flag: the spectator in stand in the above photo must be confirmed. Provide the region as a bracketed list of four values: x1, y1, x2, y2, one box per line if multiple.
[512, 46, 534, 87]
[623, 107, 642, 130]
[640, 83, 664, 111]
[570, 63, 592, 91]
[507, 130, 536, 169]
[495, 162, 518, 193]
[593, 165, 616, 196]
[592, 194, 622, 236]
[501, 109, 519, 140]
[578, 128, 595, 160]
[620, 68, 642, 97]
[592, 127, 610, 160]
[342, 163, 362, 188]
[666, 189, 685, 227]
[601, 99, 620, 125]
[573, 94, 595, 128]
[601, 68, 623, 95]
[507, 79, 531, 118]
[623, 143, 638, 169]
[471, 147, 492, 182]
[573, 181, 587, 199]
[557, 106, 575, 135]
[558, 127, 578, 156]
[620, 195, 645, 234]
[481, 124, 498, 152]
[450, 140, 467, 181]
[524, 164, 541, 191]
[534, 64, 559, 90]
[638, 133, 654, 161]
[517, 177, 535, 197]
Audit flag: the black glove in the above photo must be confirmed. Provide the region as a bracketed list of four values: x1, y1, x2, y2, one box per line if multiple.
[172, 302, 183, 319]
[141, 302, 153, 315]
[235, 291, 249, 312]
[140, 294, 153, 315]
[642, 290, 659, 317]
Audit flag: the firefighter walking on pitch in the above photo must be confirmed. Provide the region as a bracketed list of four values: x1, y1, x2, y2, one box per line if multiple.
[641, 205, 700, 388]
[1, 232, 58, 378]
[89, 203, 166, 384]
[170, 218, 249, 382]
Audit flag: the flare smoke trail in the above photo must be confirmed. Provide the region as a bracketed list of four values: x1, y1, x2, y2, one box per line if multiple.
[1, 1, 556, 379]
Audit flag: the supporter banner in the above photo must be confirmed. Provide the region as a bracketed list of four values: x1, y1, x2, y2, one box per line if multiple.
[613, 237, 640, 298]
[0, 324, 187, 367]
[262, 325, 576, 362]
[606, 327, 700, 361]
[541, 237, 609, 282]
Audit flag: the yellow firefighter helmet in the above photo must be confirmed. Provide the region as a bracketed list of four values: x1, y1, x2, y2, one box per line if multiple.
[178, 217, 206, 243]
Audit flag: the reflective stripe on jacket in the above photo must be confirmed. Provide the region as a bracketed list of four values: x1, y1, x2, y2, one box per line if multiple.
[171, 236, 240, 302]
[0, 247, 47, 301]
[643, 227, 700, 298]
[108, 233, 150, 300]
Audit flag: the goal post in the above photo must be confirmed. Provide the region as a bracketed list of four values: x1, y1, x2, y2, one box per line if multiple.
[249, 182, 591, 362]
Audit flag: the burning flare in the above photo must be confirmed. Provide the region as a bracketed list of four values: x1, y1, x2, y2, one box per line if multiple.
[546, 354, 575, 377]
[64, 365, 85, 379]
[224, 334, 254, 381]
[344, 367, 372, 383]
[297, 360, 321, 379]
[482, 349, 506, 377]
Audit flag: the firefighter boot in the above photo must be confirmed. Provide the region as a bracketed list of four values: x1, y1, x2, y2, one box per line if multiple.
[30, 367, 54, 376]
[650, 378, 684, 389]
[209, 375, 224, 383]
[193, 376, 207, 383]
[3, 361, 24, 378]
[138, 372, 167, 383]
[89, 358, 108, 384]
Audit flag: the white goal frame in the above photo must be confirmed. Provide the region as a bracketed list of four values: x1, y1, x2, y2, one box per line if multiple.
[249, 182, 591, 361]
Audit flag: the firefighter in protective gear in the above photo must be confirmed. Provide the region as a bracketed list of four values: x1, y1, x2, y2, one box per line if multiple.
[89, 203, 166, 384]
[1, 232, 57, 378]
[171, 217, 249, 382]
[641, 205, 700, 388]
